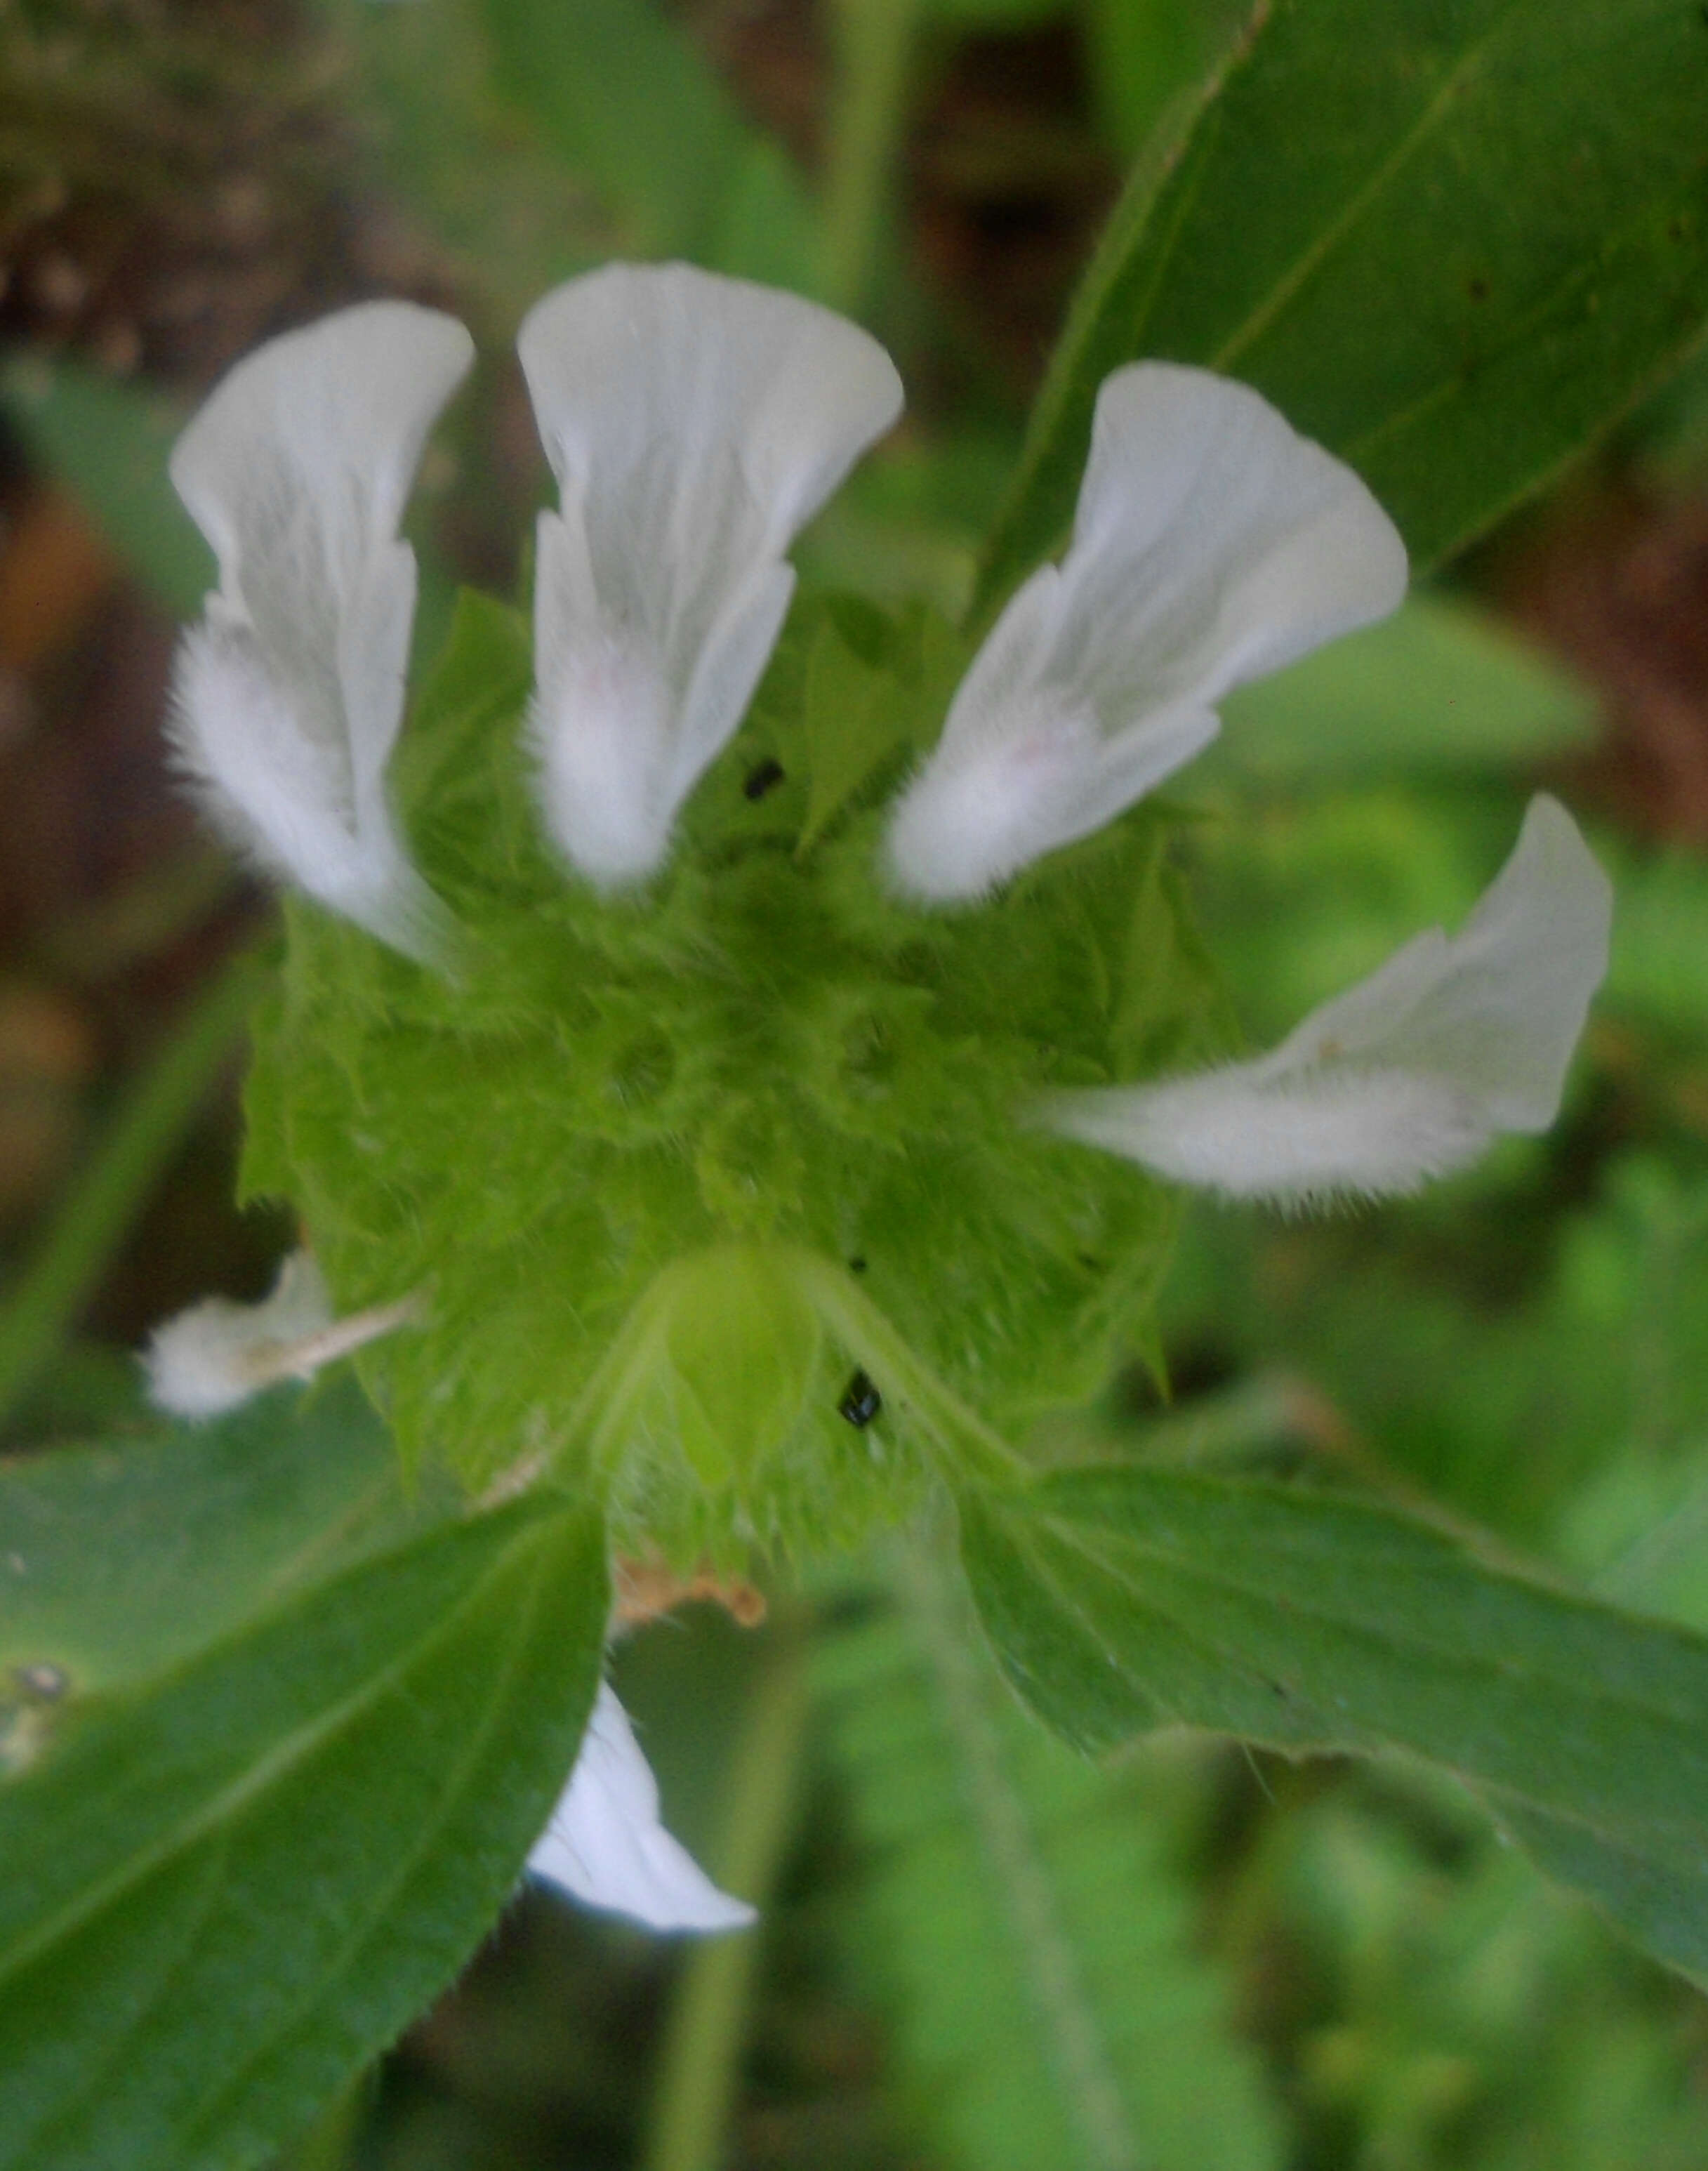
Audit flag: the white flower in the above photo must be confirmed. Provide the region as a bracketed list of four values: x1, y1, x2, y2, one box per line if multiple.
[168, 302, 472, 958]
[141, 1251, 420, 1419]
[1040, 794, 1611, 1206]
[518, 262, 903, 887]
[527, 1682, 753, 1933]
[886, 364, 1408, 902]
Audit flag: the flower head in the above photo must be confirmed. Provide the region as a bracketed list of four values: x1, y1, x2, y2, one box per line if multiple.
[156, 270, 1616, 1948]
[171, 268, 1610, 1559]
[169, 302, 472, 958]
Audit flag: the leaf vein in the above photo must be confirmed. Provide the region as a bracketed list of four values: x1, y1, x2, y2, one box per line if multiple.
[1208, 0, 1535, 373]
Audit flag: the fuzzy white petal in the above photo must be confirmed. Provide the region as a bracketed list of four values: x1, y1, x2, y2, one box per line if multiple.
[142, 1253, 421, 1418]
[143, 1252, 336, 1418]
[1042, 796, 1611, 1206]
[168, 302, 473, 956]
[528, 1684, 755, 1934]
[887, 364, 1408, 901]
[519, 263, 903, 886]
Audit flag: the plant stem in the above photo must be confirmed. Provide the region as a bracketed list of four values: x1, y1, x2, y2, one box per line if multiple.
[638, 1621, 809, 2171]
[821, 0, 925, 315]
[0, 945, 266, 1430]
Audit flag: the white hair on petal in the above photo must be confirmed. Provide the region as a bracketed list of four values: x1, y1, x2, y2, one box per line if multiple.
[1047, 1067, 1490, 1210]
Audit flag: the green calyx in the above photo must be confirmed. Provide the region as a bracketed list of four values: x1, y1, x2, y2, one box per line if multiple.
[241, 588, 1224, 1562]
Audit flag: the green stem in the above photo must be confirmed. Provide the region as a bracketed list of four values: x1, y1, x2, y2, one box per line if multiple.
[638, 1622, 809, 2171]
[821, 0, 925, 315]
[0, 946, 267, 1430]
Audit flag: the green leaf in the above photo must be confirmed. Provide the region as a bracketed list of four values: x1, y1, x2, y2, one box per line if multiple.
[0, 1380, 439, 1691]
[1602, 844, 1708, 1038]
[962, 1467, 1708, 1989]
[660, 1249, 824, 1490]
[1080, 0, 1251, 159]
[0, 359, 209, 614]
[1213, 595, 1596, 781]
[477, 0, 819, 289]
[317, 0, 618, 315]
[815, 1545, 1284, 2171]
[0, 1393, 608, 2171]
[796, 609, 915, 854]
[1494, 1801, 1708, 1988]
[922, 0, 1067, 22]
[977, 0, 1708, 615]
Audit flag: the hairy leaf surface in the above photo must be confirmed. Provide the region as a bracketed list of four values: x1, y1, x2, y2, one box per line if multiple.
[964, 1469, 1708, 1989]
[0, 1392, 607, 2171]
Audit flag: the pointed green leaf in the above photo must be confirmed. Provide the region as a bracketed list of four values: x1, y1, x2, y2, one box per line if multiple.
[0, 1394, 608, 2171]
[962, 1468, 1708, 1989]
[661, 1249, 823, 1490]
[796, 614, 911, 854]
[977, 0, 1708, 614]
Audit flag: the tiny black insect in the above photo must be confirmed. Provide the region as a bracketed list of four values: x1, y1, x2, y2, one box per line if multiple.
[838, 1368, 882, 1427]
[848, 1255, 867, 1274]
[743, 758, 786, 801]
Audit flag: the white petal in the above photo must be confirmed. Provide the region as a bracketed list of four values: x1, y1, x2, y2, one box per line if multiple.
[143, 1251, 333, 1418]
[142, 1253, 421, 1418]
[528, 1683, 755, 1934]
[1041, 796, 1611, 1206]
[887, 364, 1408, 901]
[168, 302, 473, 956]
[519, 263, 903, 887]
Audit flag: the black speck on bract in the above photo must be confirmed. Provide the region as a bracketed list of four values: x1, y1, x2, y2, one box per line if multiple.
[838, 1368, 882, 1427]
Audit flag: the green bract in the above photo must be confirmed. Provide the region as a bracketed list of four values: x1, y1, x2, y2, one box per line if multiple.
[241, 591, 1222, 1559]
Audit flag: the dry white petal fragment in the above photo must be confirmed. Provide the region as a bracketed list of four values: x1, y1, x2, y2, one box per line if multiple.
[887, 363, 1408, 902]
[1042, 796, 1611, 1206]
[143, 1251, 418, 1419]
[519, 263, 904, 887]
[528, 1682, 755, 1933]
[169, 301, 473, 957]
